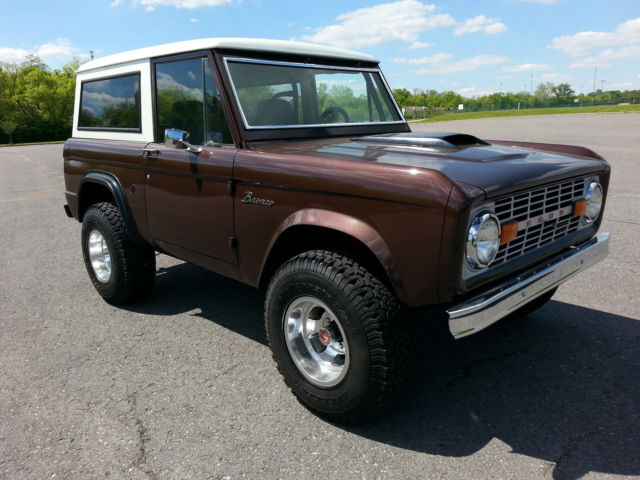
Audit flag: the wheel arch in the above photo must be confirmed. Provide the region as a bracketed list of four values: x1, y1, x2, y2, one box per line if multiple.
[258, 209, 406, 302]
[78, 172, 145, 246]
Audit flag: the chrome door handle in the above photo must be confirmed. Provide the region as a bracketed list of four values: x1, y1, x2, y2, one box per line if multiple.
[142, 148, 160, 157]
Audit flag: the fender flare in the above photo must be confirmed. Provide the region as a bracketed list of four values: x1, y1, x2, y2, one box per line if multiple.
[78, 171, 145, 246]
[259, 208, 406, 299]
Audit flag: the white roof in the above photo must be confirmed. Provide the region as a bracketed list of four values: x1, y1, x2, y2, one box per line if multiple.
[77, 38, 378, 72]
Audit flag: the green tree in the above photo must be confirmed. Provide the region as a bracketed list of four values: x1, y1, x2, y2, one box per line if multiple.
[0, 119, 18, 144]
[392, 88, 411, 107]
[535, 82, 555, 103]
[0, 55, 80, 144]
[552, 83, 575, 104]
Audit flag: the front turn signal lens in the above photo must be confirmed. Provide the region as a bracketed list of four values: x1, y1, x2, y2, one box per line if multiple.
[500, 221, 518, 243]
[573, 200, 587, 217]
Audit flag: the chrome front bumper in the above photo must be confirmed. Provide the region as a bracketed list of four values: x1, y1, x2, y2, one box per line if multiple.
[447, 232, 610, 339]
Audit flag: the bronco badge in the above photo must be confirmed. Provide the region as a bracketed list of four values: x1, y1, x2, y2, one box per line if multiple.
[241, 191, 275, 206]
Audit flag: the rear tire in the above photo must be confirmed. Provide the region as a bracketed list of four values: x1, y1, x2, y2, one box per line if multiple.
[81, 202, 155, 305]
[265, 250, 415, 424]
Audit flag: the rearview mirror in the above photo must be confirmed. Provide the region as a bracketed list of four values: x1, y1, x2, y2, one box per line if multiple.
[164, 128, 202, 153]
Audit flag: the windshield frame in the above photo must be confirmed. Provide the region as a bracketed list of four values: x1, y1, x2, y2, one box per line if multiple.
[222, 57, 406, 132]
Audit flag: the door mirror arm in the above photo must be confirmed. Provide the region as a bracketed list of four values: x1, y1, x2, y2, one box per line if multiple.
[164, 128, 203, 154]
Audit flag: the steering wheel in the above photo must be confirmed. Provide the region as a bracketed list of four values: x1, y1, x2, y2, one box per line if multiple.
[319, 106, 350, 123]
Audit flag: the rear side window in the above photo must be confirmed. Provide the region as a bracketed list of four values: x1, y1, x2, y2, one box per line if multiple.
[78, 73, 141, 130]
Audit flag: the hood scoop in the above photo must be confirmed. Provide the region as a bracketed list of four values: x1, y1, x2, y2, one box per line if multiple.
[356, 132, 489, 149]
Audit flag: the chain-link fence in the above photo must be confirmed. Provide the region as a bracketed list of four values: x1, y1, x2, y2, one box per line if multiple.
[402, 97, 640, 120]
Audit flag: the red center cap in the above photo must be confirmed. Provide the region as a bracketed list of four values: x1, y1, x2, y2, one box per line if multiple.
[319, 329, 332, 345]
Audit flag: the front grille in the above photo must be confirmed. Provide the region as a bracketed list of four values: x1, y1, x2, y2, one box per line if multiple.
[492, 177, 584, 265]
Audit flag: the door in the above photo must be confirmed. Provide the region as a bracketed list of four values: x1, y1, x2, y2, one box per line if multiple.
[145, 54, 238, 264]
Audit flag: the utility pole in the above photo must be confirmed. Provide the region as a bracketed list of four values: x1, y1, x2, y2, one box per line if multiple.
[498, 81, 502, 110]
[592, 67, 597, 105]
[530, 74, 533, 108]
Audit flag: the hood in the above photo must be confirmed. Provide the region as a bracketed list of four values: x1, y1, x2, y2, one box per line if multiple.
[256, 132, 607, 197]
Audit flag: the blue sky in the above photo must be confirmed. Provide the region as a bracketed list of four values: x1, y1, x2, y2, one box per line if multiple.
[1, 0, 639, 97]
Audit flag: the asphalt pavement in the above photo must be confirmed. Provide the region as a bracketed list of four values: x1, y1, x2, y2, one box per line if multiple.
[1, 113, 639, 479]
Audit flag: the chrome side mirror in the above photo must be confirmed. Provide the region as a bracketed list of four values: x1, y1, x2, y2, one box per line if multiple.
[164, 128, 202, 154]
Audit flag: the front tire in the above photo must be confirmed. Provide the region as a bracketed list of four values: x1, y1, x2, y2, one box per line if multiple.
[265, 250, 414, 424]
[81, 202, 155, 305]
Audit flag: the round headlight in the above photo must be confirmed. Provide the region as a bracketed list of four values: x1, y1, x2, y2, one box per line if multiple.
[466, 212, 501, 269]
[585, 181, 603, 223]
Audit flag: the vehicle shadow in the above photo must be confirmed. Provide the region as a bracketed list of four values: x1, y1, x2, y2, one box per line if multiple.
[128, 261, 268, 346]
[351, 302, 640, 480]
[129, 261, 640, 480]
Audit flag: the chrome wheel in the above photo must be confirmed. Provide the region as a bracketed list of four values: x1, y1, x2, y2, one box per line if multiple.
[284, 296, 349, 387]
[88, 229, 111, 283]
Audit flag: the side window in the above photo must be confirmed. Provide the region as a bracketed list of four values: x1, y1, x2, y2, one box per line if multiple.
[78, 73, 141, 130]
[155, 57, 233, 145]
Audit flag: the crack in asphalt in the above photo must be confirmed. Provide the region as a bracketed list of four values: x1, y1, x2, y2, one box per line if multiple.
[126, 389, 158, 480]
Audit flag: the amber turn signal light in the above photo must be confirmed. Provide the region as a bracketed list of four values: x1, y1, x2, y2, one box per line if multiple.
[500, 221, 518, 243]
[573, 200, 587, 217]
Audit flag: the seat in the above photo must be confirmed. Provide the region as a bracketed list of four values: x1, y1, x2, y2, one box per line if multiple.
[255, 98, 295, 126]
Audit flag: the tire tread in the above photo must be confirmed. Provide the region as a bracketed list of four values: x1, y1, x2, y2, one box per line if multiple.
[82, 202, 155, 304]
[265, 250, 415, 423]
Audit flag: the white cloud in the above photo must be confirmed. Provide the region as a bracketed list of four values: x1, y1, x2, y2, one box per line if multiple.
[140, 0, 232, 9]
[110, 0, 123, 6]
[502, 63, 551, 73]
[392, 52, 452, 64]
[454, 15, 506, 36]
[569, 45, 640, 69]
[457, 86, 498, 98]
[0, 38, 84, 63]
[409, 41, 431, 49]
[146, 6, 155, 11]
[36, 38, 78, 59]
[0, 47, 31, 63]
[189, 17, 199, 22]
[156, 72, 200, 98]
[549, 17, 640, 57]
[82, 92, 128, 114]
[457, 87, 477, 95]
[300, 0, 455, 48]
[569, 59, 612, 69]
[417, 54, 509, 74]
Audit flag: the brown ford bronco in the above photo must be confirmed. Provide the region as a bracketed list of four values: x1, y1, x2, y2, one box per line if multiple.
[64, 38, 610, 423]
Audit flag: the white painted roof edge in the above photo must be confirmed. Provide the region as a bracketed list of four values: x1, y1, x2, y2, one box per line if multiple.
[77, 38, 378, 73]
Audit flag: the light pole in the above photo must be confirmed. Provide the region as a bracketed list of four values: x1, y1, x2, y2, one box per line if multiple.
[530, 74, 533, 108]
[592, 67, 597, 105]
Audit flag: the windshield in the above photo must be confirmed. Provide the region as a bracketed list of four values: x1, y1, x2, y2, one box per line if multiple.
[225, 59, 403, 129]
